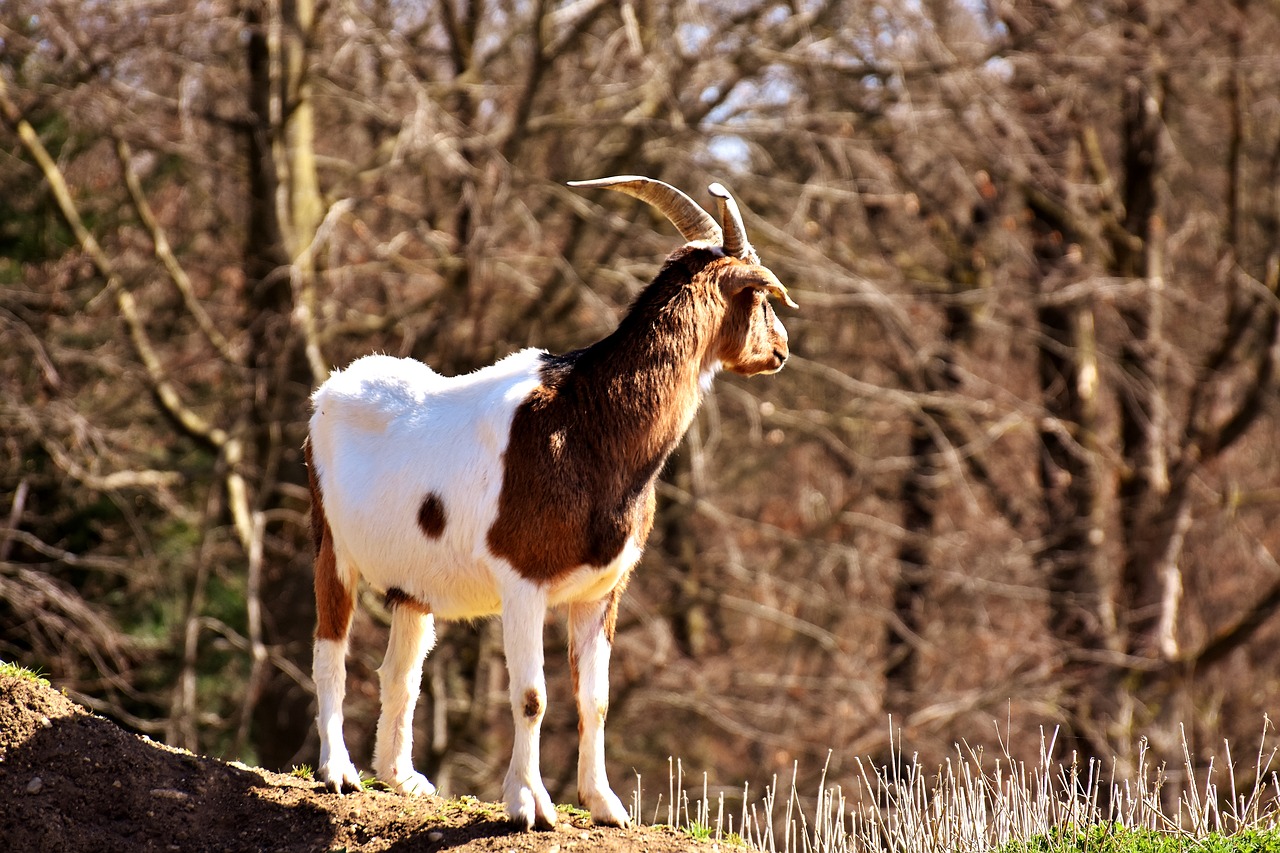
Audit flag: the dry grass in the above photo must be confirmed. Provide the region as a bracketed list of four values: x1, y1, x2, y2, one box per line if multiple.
[642, 722, 1280, 852]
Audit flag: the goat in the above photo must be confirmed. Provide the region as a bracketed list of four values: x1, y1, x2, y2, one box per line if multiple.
[305, 176, 795, 830]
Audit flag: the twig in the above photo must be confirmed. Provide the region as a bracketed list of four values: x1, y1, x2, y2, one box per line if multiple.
[115, 138, 237, 361]
[234, 511, 270, 756]
[0, 477, 29, 563]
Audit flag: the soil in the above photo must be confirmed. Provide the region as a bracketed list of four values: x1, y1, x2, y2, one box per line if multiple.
[0, 673, 703, 853]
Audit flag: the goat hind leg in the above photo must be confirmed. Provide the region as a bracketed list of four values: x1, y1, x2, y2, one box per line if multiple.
[373, 604, 437, 795]
[314, 538, 360, 792]
[569, 596, 630, 827]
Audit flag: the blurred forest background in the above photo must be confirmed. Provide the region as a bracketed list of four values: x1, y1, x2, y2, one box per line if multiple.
[3, 0, 1280, 813]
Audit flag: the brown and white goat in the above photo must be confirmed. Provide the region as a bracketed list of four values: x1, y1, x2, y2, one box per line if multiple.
[305, 176, 795, 830]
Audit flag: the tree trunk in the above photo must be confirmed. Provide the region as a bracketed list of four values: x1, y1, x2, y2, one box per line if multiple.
[241, 0, 327, 771]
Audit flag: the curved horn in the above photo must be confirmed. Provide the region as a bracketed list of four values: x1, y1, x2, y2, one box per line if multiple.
[568, 176, 722, 244]
[708, 182, 755, 261]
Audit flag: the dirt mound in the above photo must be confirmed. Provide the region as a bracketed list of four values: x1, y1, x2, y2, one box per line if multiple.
[0, 673, 699, 852]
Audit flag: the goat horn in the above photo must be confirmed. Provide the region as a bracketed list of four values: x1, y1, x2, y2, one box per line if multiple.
[568, 176, 722, 245]
[707, 183, 754, 261]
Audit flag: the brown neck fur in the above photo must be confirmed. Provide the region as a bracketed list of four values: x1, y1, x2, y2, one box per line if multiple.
[487, 246, 727, 582]
[549, 246, 725, 458]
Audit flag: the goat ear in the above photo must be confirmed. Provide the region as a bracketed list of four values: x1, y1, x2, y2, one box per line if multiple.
[720, 265, 799, 309]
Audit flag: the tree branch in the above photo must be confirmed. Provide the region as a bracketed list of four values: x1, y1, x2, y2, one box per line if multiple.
[115, 138, 237, 362]
[0, 75, 228, 450]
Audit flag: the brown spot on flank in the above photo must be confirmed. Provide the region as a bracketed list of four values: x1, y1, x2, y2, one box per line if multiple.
[523, 688, 543, 721]
[384, 586, 431, 616]
[307, 441, 353, 641]
[417, 492, 446, 539]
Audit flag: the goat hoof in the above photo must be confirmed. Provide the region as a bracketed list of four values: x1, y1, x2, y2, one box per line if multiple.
[506, 783, 557, 831]
[583, 789, 630, 828]
[390, 771, 436, 796]
[318, 759, 363, 794]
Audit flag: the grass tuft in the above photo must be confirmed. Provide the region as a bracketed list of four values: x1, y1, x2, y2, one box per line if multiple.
[555, 803, 593, 822]
[0, 660, 51, 687]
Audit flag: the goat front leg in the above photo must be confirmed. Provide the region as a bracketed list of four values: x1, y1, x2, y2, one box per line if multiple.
[373, 603, 437, 795]
[568, 595, 630, 827]
[500, 583, 557, 830]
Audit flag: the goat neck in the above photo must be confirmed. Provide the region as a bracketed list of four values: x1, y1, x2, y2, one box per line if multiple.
[559, 246, 723, 436]
[486, 247, 724, 583]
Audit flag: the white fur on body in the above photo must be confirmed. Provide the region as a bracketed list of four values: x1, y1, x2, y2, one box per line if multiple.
[308, 350, 636, 828]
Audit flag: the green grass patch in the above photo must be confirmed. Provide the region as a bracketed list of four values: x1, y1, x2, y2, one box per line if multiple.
[0, 661, 51, 687]
[1001, 826, 1280, 853]
[555, 803, 593, 822]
